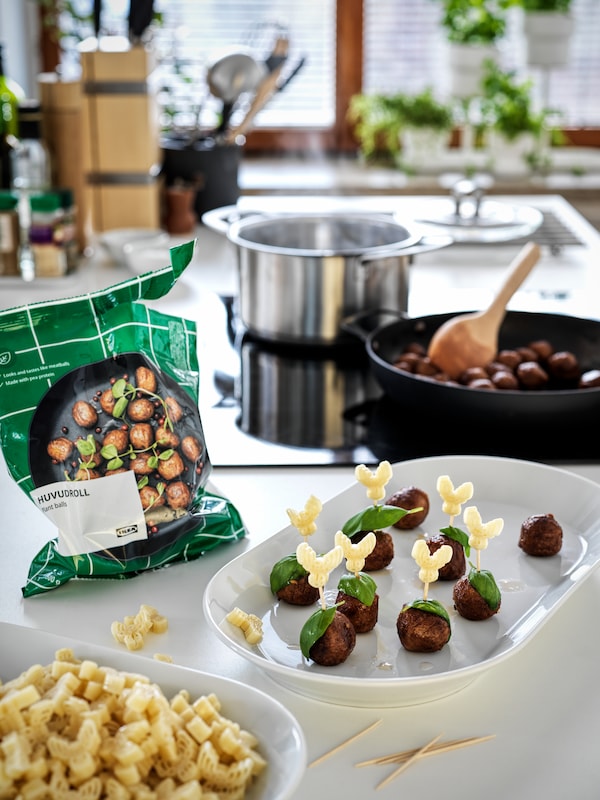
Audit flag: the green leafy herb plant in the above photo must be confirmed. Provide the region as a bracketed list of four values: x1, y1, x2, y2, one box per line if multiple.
[348, 89, 454, 164]
[436, 0, 516, 45]
[521, 0, 571, 10]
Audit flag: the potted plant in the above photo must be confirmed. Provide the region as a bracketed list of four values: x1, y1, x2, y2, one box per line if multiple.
[435, 0, 514, 98]
[395, 89, 455, 169]
[347, 93, 408, 163]
[480, 60, 556, 171]
[348, 89, 454, 168]
[521, 0, 574, 68]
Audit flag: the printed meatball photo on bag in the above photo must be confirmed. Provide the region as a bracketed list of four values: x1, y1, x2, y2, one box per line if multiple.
[0, 241, 246, 597]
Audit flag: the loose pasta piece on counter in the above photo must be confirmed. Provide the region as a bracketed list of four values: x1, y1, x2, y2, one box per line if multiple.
[111, 604, 169, 651]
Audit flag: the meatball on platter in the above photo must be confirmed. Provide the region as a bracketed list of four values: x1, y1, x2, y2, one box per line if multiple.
[203, 455, 600, 707]
[29, 352, 209, 562]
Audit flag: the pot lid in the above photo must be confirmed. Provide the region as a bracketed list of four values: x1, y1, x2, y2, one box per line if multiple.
[411, 179, 543, 243]
[412, 199, 544, 243]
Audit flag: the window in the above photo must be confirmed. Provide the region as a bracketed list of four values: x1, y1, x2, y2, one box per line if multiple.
[38, 0, 599, 152]
[363, 0, 600, 127]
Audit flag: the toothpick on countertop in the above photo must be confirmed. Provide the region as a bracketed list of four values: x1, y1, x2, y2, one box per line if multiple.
[308, 719, 383, 768]
[356, 733, 496, 768]
[376, 733, 443, 790]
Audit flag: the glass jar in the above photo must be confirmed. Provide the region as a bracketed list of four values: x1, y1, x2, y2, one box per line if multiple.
[29, 191, 67, 277]
[0, 190, 19, 275]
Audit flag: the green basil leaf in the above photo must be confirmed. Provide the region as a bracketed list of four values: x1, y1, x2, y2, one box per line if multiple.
[113, 396, 128, 419]
[75, 435, 96, 457]
[106, 457, 123, 471]
[269, 554, 310, 594]
[137, 476, 149, 489]
[440, 525, 471, 557]
[112, 378, 133, 399]
[158, 449, 174, 461]
[342, 504, 421, 537]
[405, 597, 451, 626]
[300, 606, 338, 659]
[468, 568, 501, 610]
[148, 455, 159, 469]
[338, 572, 377, 606]
[101, 444, 118, 461]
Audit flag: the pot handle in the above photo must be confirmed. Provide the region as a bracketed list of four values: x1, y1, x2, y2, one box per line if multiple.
[358, 233, 454, 264]
[340, 308, 409, 342]
[201, 204, 244, 234]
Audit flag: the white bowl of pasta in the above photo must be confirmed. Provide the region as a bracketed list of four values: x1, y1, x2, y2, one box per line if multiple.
[0, 622, 306, 800]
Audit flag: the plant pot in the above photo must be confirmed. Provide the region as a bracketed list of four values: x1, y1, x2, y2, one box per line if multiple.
[400, 127, 450, 170]
[487, 131, 538, 175]
[523, 12, 574, 68]
[447, 43, 498, 98]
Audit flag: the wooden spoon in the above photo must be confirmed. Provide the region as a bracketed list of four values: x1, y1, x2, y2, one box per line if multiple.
[427, 241, 541, 380]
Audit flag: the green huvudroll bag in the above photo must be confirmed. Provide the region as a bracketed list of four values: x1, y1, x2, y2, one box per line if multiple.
[0, 241, 246, 597]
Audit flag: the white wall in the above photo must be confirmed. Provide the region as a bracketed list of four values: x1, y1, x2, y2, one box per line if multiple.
[0, 1, 41, 97]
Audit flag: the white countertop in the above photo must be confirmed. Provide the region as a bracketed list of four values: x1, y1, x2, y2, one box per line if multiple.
[2, 195, 600, 799]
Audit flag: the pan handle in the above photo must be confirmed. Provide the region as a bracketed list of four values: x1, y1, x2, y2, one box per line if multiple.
[340, 309, 409, 342]
[358, 233, 454, 265]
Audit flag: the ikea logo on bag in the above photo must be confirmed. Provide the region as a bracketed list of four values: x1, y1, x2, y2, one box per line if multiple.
[116, 524, 141, 538]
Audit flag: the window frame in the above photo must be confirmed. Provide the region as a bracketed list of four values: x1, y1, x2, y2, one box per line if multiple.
[38, 0, 598, 153]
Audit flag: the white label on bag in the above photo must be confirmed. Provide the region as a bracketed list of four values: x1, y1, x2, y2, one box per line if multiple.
[30, 471, 148, 557]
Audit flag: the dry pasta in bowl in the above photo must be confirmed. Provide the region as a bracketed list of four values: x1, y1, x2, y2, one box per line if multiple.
[0, 622, 306, 800]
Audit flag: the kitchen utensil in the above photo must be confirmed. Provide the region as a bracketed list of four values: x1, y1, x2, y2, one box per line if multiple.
[344, 308, 600, 424]
[203, 454, 600, 706]
[427, 241, 541, 378]
[206, 50, 266, 133]
[204, 208, 452, 344]
[264, 34, 289, 72]
[223, 59, 286, 143]
[128, 0, 154, 43]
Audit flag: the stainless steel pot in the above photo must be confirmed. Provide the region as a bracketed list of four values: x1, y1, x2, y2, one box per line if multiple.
[202, 207, 452, 344]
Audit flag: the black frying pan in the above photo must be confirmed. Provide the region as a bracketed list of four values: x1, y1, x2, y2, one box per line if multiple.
[344, 310, 600, 424]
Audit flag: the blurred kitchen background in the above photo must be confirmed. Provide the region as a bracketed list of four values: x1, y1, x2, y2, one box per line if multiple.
[0, 0, 599, 254]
